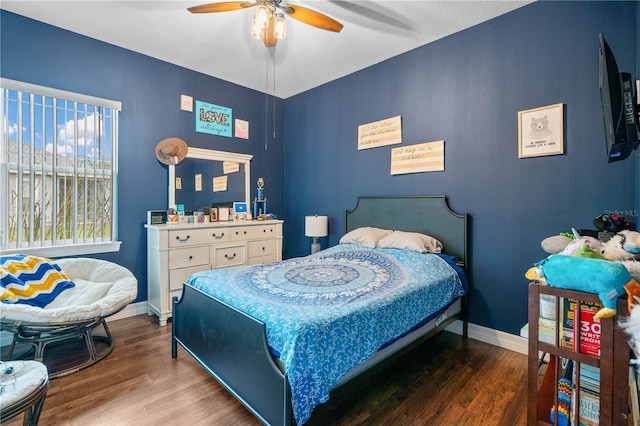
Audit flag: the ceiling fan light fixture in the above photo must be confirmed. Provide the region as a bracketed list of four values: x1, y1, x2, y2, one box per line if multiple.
[251, 18, 264, 40]
[273, 12, 286, 39]
[255, 4, 270, 28]
[188, 1, 344, 48]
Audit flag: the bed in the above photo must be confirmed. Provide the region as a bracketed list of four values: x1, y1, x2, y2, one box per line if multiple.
[171, 195, 469, 425]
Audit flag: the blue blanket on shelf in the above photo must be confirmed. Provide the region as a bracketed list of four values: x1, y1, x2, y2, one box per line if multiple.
[187, 244, 466, 425]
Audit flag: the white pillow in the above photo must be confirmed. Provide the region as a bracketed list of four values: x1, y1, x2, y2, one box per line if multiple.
[377, 231, 443, 253]
[339, 227, 393, 248]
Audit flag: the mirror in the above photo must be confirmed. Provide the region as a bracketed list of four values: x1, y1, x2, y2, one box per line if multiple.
[168, 147, 252, 212]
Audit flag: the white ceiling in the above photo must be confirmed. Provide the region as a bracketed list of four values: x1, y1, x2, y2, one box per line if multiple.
[1, 0, 532, 98]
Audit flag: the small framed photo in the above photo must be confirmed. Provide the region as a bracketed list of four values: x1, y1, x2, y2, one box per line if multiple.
[218, 207, 230, 221]
[233, 202, 247, 214]
[518, 103, 564, 158]
[210, 207, 218, 222]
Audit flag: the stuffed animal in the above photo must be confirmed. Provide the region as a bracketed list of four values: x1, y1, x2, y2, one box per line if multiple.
[560, 236, 604, 258]
[541, 230, 640, 282]
[594, 213, 630, 233]
[541, 228, 602, 255]
[600, 230, 640, 282]
[541, 234, 573, 255]
[526, 255, 637, 319]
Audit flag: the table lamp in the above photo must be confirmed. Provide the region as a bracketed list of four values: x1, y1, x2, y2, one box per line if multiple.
[305, 215, 328, 254]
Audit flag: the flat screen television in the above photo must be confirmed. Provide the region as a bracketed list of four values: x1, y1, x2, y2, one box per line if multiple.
[599, 33, 639, 163]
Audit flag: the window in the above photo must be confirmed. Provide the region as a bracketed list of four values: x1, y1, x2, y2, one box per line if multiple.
[1, 79, 121, 256]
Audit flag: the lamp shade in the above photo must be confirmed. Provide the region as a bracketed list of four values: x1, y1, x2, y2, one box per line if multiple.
[305, 215, 328, 238]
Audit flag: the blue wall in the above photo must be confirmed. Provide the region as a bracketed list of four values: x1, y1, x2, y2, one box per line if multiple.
[0, 11, 285, 303]
[283, 1, 638, 334]
[1, 2, 638, 336]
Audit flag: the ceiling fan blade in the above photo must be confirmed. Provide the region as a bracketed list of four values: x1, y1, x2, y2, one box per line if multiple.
[188, 2, 255, 14]
[283, 4, 343, 33]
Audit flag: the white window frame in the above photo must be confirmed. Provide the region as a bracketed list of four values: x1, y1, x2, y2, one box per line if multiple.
[1, 78, 121, 257]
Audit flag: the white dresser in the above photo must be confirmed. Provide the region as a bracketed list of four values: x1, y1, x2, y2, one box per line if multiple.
[146, 220, 283, 326]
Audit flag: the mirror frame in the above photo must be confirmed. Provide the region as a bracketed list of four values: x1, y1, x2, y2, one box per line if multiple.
[168, 147, 253, 209]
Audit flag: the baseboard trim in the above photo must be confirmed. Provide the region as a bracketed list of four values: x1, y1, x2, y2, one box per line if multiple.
[3, 304, 529, 356]
[446, 320, 528, 355]
[110, 301, 149, 322]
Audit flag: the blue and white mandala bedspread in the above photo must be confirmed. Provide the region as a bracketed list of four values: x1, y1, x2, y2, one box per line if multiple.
[187, 244, 466, 425]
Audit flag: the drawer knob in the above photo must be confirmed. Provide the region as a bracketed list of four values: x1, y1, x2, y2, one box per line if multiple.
[189, 255, 193, 260]
[212, 232, 225, 239]
[262, 246, 266, 251]
[176, 235, 190, 242]
[225, 253, 236, 259]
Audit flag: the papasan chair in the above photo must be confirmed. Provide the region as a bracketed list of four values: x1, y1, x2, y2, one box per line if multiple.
[1, 257, 137, 378]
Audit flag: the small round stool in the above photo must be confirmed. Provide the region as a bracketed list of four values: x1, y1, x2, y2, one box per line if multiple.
[0, 361, 49, 426]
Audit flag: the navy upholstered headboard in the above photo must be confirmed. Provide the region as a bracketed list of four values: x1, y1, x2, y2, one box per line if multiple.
[344, 196, 468, 264]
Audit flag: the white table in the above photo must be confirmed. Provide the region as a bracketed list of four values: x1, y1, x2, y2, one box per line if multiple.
[0, 361, 49, 426]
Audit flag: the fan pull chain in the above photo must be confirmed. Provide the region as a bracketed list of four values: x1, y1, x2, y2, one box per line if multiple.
[264, 47, 269, 151]
[273, 46, 276, 141]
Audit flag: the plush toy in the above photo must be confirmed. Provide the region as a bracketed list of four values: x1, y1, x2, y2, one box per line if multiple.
[620, 281, 640, 358]
[571, 243, 605, 259]
[600, 230, 640, 282]
[624, 280, 640, 312]
[561, 236, 604, 258]
[594, 213, 630, 233]
[541, 229, 603, 256]
[541, 230, 640, 282]
[541, 234, 573, 255]
[525, 255, 637, 319]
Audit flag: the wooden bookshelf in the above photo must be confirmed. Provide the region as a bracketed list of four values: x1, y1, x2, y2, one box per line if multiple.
[527, 282, 629, 425]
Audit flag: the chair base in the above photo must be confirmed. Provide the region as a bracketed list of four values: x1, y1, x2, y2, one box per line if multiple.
[3, 318, 115, 379]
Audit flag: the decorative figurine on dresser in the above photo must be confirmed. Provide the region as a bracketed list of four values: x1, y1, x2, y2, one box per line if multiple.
[253, 177, 268, 219]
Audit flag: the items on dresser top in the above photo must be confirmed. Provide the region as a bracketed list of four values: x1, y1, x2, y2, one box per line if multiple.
[145, 220, 283, 326]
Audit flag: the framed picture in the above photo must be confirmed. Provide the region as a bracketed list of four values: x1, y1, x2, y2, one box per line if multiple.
[233, 202, 247, 213]
[218, 207, 230, 221]
[210, 207, 218, 222]
[518, 103, 564, 158]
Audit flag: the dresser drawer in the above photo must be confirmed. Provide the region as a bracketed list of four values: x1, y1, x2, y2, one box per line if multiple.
[208, 227, 231, 243]
[168, 228, 213, 248]
[248, 239, 276, 258]
[231, 224, 277, 241]
[214, 244, 246, 268]
[169, 246, 210, 269]
[169, 264, 210, 291]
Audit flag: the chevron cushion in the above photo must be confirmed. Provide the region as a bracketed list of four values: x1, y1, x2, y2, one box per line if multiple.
[0, 254, 75, 308]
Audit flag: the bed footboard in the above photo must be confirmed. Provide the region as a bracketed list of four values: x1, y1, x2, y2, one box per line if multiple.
[172, 283, 292, 426]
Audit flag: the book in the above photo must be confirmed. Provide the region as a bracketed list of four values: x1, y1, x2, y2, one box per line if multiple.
[560, 298, 602, 354]
[571, 363, 601, 426]
[573, 385, 600, 426]
[576, 307, 601, 357]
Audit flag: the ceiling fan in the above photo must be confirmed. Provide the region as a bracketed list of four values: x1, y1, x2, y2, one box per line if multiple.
[188, 0, 343, 48]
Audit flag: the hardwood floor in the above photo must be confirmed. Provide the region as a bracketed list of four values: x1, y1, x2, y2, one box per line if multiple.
[3, 314, 528, 425]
